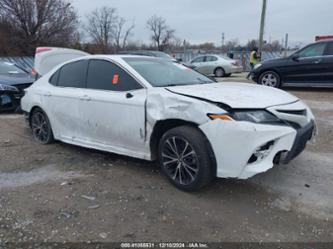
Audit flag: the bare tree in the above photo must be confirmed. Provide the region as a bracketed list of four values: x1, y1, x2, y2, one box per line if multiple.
[223, 39, 240, 52]
[0, 0, 79, 55]
[113, 17, 134, 52]
[85, 7, 117, 53]
[146, 15, 175, 51]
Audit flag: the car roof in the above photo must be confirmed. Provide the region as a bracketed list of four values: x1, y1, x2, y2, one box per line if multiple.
[118, 50, 171, 59]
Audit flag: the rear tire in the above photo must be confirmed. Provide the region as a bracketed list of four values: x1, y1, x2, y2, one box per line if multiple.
[214, 67, 225, 77]
[30, 108, 54, 144]
[259, 71, 281, 88]
[158, 126, 214, 191]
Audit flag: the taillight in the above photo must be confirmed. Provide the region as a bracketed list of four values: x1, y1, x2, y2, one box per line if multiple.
[31, 68, 37, 76]
[232, 61, 240, 66]
[35, 47, 52, 54]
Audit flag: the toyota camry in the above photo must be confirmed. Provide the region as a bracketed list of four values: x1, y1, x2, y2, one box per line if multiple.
[21, 47, 316, 191]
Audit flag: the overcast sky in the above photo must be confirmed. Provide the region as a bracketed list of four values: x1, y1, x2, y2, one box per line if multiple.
[71, 0, 333, 46]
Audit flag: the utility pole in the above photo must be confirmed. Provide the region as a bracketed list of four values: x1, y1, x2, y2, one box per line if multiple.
[258, 0, 267, 54]
[221, 32, 225, 53]
[284, 33, 289, 57]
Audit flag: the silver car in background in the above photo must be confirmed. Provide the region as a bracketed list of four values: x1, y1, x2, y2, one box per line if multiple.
[188, 54, 243, 77]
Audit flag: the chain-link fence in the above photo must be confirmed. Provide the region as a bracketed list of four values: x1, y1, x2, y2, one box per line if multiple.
[172, 50, 296, 71]
[0, 56, 34, 73]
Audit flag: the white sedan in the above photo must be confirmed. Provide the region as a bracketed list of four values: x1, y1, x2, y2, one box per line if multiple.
[188, 54, 243, 77]
[22, 47, 316, 191]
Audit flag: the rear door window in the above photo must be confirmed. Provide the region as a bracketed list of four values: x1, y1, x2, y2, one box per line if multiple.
[324, 42, 333, 56]
[206, 56, 218, 62]
[57, 60, 88, 88]
[86, 59, 142, 91]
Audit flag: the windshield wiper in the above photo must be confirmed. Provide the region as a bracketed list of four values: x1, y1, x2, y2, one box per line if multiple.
[196, 77, 212, 84]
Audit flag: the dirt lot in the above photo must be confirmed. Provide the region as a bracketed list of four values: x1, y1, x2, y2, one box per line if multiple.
[0, 75, 333, 243]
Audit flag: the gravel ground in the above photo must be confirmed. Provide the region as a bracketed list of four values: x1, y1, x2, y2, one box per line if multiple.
[0, 76, 332, 243]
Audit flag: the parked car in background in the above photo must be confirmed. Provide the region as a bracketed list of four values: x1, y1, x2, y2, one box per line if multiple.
[0, 61, 34, 112]
[251, 40, 333, 88]
[118, 50, 178, 62]
[187, 54, 243, 77]
[22, 47, 316, 191]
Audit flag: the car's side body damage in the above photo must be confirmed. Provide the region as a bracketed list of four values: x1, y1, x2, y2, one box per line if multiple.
[22, 50, 316, 183]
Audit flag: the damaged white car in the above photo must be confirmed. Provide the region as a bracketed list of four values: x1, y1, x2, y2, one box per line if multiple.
[22, 47, 316, 191]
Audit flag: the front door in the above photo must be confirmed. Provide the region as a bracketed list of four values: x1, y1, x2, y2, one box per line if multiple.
[280, 42, 327, 84]
[80, 59, 147, 157]
[321, 41, 333, 85]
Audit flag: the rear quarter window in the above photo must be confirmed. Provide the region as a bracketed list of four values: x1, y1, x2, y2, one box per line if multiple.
[49, 69, 60, 86]
[324, 42, 333, 56]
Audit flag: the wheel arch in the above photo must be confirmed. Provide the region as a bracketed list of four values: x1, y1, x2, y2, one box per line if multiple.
[259, 69, 282, 83]
[214, 66, 225, 75]
[149, 119, 217, 175]
[28, 106, 52, 129]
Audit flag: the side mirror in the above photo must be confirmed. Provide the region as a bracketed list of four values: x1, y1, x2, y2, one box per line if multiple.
[292, 54, 300, 61]
[177, 58, 183, 63]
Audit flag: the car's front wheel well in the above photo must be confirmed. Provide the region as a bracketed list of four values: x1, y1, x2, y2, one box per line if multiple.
[259, 69, 281, 82]
[149, 119, 217, 175]
[150, 119, 198, 159]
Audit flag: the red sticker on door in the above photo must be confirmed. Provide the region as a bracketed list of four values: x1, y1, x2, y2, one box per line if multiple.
[112, 74, 119, 84]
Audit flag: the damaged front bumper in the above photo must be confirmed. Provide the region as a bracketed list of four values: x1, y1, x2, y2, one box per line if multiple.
[200, 119, 315, 179]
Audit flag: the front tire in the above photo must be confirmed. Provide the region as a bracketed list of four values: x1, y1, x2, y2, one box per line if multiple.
[30, 108, 54, 144]
[259, 71, 281, 88]
[158, 126, 214, 191]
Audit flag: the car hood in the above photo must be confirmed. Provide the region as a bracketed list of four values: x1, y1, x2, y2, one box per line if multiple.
[166, 82, 299, 109]
[0, 74, 34, 86]
[262, 57, 289, 66]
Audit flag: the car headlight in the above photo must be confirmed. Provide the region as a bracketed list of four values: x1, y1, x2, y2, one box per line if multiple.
[208, 110, 280, 124]
[0, 83, 19, 92]
[253, 63, 262, 70]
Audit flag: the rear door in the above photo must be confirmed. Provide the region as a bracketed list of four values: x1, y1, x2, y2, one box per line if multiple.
[44, 59, 89, 141]
[281, 42, 327, 84]
[80, 59, 147, 156]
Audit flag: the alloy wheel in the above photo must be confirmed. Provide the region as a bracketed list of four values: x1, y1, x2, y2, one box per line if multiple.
[261, 73, 278, 87]
[215, 68, 225, 77]
[31, 111, 51, 144]
[161, 136, 199, 186]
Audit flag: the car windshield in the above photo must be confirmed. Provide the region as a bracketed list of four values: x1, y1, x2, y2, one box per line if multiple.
[124, 57, 214, 87]
[0, 62, 26, 74]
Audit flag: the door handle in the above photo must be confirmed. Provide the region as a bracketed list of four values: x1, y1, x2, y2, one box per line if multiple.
[314, 59, 322, 64]
[44, 92, 52, 97]
[126, 93, 134, 99]
[80, 95, 91, 101]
